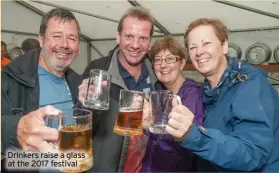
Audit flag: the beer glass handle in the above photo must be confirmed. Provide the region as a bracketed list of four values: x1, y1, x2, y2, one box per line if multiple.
[47, 111, 63, 129]
[46, 112, 63, 150]
[47, 116, 52, 127]
[170, 94, 182, 106]
[85, 77, 93, 100]
[46, 116, 57, 150]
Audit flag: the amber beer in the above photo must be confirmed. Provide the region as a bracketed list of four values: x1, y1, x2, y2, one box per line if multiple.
[114, 108, 143, 136]
[59, 125, 93, 173]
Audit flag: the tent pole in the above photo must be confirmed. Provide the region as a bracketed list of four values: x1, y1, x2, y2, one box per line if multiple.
[213, 0, 279, 20]
[127, 0, 171, 35]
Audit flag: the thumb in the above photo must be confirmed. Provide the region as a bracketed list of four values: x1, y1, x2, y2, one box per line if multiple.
[172, 95, 182, 107]
[38, 105, 62, 120]
[172, 104, 193, 116]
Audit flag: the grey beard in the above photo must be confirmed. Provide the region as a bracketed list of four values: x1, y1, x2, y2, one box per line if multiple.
[42, 48, 71, 72]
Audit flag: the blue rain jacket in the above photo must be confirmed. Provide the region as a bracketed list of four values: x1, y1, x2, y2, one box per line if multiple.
[180, 57, 279, 172]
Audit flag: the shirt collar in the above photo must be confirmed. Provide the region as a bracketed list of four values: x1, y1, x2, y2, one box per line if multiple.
[38, 65, 65, 83]
[117, 55, 148, 79]
[117, 57, 131, 79]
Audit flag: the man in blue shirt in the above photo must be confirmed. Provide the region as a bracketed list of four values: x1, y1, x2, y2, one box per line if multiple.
[1, 7, 82, 172]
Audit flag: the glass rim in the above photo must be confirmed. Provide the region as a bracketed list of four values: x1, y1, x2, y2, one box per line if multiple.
[150, 90, 173, 94]
[120, 89, 145, 94]
[57, 108, 92, 119]
[90, 69, 111, 76]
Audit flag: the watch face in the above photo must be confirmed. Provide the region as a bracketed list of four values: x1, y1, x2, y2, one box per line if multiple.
[249, 46, 266, 64]
[228, 47, 238, 58]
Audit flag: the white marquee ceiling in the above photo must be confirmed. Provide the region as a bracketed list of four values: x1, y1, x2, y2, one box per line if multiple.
[2, 0, 279, 41]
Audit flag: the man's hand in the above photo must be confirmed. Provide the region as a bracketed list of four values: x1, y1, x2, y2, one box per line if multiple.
[17, 105, 61, 152]
[166, 100, 194, 141]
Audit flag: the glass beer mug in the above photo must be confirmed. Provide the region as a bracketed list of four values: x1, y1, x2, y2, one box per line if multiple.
[114, 90, 145, 136]
[84, 69, 111, 110]
[48, 108, 93, 173]
[149, 90, 181, 134]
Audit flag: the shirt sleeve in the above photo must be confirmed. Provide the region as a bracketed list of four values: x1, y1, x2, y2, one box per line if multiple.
[179, 75, 277, 171]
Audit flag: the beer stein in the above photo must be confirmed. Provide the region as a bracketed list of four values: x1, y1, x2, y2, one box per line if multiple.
[48, 108, 93, 173]
[113, 90, 145, 136]
[84, 69, 111, 110]
[149, 90, 181, 134]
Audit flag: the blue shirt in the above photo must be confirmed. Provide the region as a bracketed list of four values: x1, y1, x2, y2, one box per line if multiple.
[117, 58, 152, 92]
[38, 65, 73, 126]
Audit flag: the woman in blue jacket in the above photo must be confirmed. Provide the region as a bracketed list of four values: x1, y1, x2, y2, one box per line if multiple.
[166, 18, 279, 172]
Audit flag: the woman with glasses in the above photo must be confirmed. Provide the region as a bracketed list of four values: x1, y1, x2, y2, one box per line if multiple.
[139, 37, 204, 172]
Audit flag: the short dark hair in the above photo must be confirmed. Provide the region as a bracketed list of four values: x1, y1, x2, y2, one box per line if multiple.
[118, 6, 154, 37]
[1, 41, 7, 47]
[21, 38, 40, 53]
[39, 7, 80, 38]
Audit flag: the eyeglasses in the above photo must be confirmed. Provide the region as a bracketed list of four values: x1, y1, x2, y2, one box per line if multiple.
[153, 56, 181, 65]
[120, 35, 150, 44]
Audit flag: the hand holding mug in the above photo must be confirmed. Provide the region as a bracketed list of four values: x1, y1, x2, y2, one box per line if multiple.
[148, 90, 181, 134]
[17, 105, 61, 152]
[166, 100, 194, 141]
[79, 69, 111, 110]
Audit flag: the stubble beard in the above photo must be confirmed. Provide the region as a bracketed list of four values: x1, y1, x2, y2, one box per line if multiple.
[41, 46, 74, 73]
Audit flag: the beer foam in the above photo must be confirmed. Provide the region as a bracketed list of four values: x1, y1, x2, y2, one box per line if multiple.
[119, 107, 143, 112]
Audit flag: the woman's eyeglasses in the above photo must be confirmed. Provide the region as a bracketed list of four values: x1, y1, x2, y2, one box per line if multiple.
[153, 56, 181, 65]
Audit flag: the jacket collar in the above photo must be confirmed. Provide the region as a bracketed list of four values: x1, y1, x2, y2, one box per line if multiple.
[3, 49, 41, 87]
[3, 49, 77, 88]
[204, 57, 241, 91]
[203, 57, 267, 104]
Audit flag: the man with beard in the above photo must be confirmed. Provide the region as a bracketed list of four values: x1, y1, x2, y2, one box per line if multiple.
[1, 7, 82, 172]
[78, 6, 162, 172]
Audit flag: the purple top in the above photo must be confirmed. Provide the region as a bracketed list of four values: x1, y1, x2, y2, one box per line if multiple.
[140, 78, 204, 172]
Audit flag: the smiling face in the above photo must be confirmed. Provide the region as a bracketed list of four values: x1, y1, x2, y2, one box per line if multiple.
[153, 49, 186, 85]
[116, 16, 151, 66]
[187, 25, 228, 80]
[39, 17, 79, 76]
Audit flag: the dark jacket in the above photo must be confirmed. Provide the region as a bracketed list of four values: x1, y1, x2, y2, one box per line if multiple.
[82, 46, 160, 172]
[1, 49, 82, 172]
[180, 58, 279, 171]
